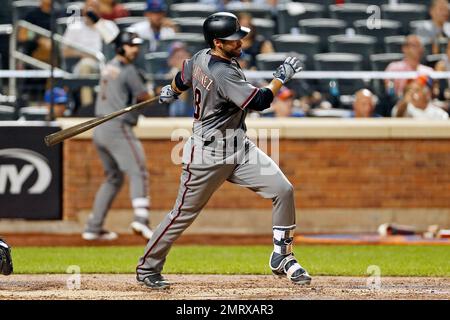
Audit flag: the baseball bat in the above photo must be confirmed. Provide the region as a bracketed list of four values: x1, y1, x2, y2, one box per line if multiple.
[44, 96, 160, 147]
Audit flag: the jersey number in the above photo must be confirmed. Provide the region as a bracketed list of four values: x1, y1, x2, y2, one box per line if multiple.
[194, 88, 202, 120]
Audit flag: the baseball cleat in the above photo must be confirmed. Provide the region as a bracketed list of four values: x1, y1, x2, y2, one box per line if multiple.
[130, 221, 154, 240]
[270, 252, 312, 285]
[0, 239, 13, 276]
[82, 230, 118, 241]
[137, 273, 170, 290]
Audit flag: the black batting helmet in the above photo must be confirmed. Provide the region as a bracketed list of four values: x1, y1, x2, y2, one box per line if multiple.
[203, 12, 250, 48]
[114, 31, 144, 55]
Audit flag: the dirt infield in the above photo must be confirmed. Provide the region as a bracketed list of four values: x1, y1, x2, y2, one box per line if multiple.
[4, 233, 449, 247]
[0, 275, 448, 300]
[3, 234, 271, 246]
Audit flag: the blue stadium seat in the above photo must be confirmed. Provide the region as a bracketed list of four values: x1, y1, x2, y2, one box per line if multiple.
[314, 53, 364, 95]
[0, 105, 16, 121]
[329, 3, 372, 25]
[144, 51, 169, 75]
[271, 34, 320, 70]
[381, 3, 428, 34]
[354, 19, 402, 52]
[328, 34, 377, 70]
[256, 52, 307, 71]
[170, 3, 216, 18]
[299, 18, 347, 52]
[276, 2, 324, 34]
[225, 2, 273, 19]
[172, 17, 205, 34]
[157, 33, 206, 54]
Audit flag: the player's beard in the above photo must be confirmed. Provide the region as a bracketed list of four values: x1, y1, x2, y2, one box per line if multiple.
[125, 52, 138, 63]
[223, 47, 242, 59]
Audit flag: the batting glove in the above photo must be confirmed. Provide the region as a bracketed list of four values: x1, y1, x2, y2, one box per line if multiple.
[273, 56, 303, 84]
[159, 84, 180, 104]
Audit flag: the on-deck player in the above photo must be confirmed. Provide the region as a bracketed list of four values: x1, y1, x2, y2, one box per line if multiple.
[82, 31, 155, 241]
[136, 12, 311, 289]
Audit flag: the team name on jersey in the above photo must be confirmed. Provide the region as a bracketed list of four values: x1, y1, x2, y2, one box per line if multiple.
[192, 65, 214, 91]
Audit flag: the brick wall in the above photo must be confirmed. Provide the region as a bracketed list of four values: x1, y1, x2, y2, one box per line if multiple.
[63, 138, 450, 220]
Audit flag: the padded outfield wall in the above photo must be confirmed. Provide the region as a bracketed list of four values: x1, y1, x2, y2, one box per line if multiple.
[61, 118, 450, 234]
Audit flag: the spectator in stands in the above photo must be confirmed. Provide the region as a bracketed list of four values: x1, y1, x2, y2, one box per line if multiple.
[261, 87, 305, 118]
[351, 89, 380, 118]
[98, 0, 129, 21]
[435, 38, 450, 102]
[385, 35, 434, 97]
[129, 0, 176, 52]
[44, 87, 69, 118]
[62, 0, 102, 108]
[415, 0, 450, 54]
[238, 12, 274, 69]
[391, 76, 449, 119]
[167, 42, 193, 117]
[18, 0, 53, 64]
[17, 0, 63, 101]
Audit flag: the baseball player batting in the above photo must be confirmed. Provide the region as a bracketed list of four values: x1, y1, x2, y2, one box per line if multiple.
[136, 12, 311, 289]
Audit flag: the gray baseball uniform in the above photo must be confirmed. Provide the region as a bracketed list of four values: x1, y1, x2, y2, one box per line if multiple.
[136, 49, 296, 277]
[85, 58, 150, 233]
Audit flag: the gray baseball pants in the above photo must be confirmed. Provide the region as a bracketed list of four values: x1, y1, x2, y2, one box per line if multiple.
[85, 121, 149, 233]
[136, 136, 295, 278]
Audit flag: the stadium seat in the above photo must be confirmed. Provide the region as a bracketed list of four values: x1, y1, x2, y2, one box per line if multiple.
[135, 39, 150, 71]
[409, 19, 429, 34]
[56, 17, 70, 35]
[0, 24, 12, 70]
[384, 35, 406, 53]
[440, 38, 449, 53]
[314, 53, 364, 95]
[157, 33, 206, 54]
[0, 105, 16, 121]
[255, 52, 307, 71]
[271, 34, 320, 69]
[172, 17, 204, 34]
[13, 0, 41, 20]
[370, 53, 404, 96]
[385, 35, 433, 57]
[144, 51, 169, 75]
[252, 18, 276, 39]
[427, 53, 446, 64]
[122, 2, 147, 17]
[314, 53, 363, 71]
[370, 53, 404, 71]
[225, 2, 273, 19]
[329, 3, 371, 25]
[346, 0, 391, 4]
[276, 2, 324, 34]
[114, 17, 145, 30]
[298, 0, 334, 16]
[0, 0, 12, 24]
[381, 3, 428, 34]
[329, 34, 377, 70]
[298, 19, 347, 52]
[19, 106, 48, 121]
[354, 19, 401, 52]
[102, 42, 116, 61]
[170, 3, 216, 18]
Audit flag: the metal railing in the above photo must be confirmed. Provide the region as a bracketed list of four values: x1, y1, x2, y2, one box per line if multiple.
[9, 19, 106, 95]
